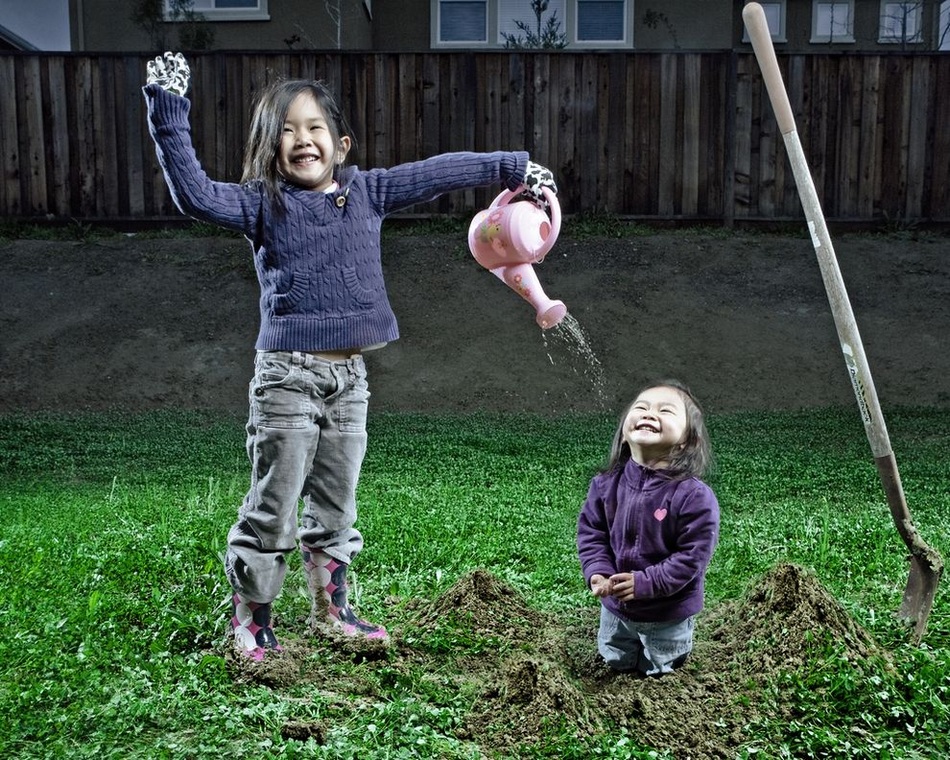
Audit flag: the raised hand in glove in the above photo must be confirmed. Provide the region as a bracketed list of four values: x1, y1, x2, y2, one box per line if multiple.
[146, 52, 191, 97]
[520, 161, 558, 213]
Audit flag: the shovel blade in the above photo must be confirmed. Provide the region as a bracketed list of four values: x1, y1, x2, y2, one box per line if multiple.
[899, 555, 943, 643]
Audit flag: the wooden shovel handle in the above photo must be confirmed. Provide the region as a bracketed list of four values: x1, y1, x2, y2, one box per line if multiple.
[743, 2, 943, 639]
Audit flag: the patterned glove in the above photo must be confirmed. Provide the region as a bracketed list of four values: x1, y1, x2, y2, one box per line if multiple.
[146, 52, 191, 97]
[520, 161, 558, 213]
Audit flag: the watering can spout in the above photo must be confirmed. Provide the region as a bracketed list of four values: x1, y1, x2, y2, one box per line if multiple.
[491, 263, 567, 330]
[468, 185, 566, 329]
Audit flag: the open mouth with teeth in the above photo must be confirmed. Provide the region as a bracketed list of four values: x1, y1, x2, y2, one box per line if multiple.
[292, 154, 320, 165]
[634, 421, 660, 433]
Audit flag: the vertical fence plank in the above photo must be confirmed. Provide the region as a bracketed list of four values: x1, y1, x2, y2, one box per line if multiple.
[905, 56, 930, 220]
[370, 54, 391, 169]
[603, 53, 626, 215]
[123, 57, 146, 216]
[657, 54, 677, 216]
[880, 56, 912, 221]
[575, 54, 597, 207]
[506, 53, 525, 153]
[44, 57, 70, 216]
[928, 56, 950, 219]
[627, 55, 655, 215]
[699, 53, 728, 218]
[552, 55, 575, 206]
[732, 54, 754, 218]
[681, 54, 701, 217]
[421, 53, 440, 160]
[0, 57, 17, 214]
[397, 54, 418, 163]
[858, 56, 882, 218]
[96, 57, 120, 217]
[18, 56, 47, 214]
[70, 57, 97, 216]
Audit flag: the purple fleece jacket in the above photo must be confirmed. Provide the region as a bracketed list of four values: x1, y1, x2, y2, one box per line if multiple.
[577, 458, 720, 622]
[143, 83, 528, 352]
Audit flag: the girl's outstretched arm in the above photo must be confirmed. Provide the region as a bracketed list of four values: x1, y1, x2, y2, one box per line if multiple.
[361, 152, 530, 216]
[143, 60, 263, 236]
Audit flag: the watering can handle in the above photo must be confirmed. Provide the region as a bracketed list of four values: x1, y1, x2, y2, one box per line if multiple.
[488, 185, 561, 258]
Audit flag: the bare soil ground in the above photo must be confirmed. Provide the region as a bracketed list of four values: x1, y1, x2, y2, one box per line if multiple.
[2, 228, 947, 756]
[2, 229, 949, 415]
[228, 565, 886, 757]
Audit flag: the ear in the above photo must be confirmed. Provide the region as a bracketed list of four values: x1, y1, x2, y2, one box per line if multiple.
[337, 135, 352, 163]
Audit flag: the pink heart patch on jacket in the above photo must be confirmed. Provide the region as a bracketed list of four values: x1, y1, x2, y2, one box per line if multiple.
[653, 508, 668, 521]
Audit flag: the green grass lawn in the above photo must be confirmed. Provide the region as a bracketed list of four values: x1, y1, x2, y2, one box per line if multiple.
[0, 407, 947, 758]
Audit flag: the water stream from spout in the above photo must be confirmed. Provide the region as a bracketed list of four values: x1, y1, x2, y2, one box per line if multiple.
[542, 313, 610, 410]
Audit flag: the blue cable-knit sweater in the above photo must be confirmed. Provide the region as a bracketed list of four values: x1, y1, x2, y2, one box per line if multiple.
[143, 83, 529, 351]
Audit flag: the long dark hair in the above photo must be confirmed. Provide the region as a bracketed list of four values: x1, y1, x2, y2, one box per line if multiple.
[241, 79, 356, 207]
[603, 379, 713, 480]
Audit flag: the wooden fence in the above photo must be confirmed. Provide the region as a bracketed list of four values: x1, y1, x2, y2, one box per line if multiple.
[1, 51, 948, 224]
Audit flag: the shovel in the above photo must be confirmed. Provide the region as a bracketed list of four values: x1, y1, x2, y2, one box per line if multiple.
[743, 2, 943, 642]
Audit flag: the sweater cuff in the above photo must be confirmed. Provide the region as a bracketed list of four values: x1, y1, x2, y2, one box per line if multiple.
[143, 83, 191, 123]
[505, 151, 531, 191]
[633, 570, 653, 599]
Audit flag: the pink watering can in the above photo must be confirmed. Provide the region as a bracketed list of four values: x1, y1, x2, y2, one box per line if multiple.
[468, 186, 567, 330]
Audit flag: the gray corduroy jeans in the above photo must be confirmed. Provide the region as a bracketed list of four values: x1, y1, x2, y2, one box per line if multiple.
[597, 606, 694, 676]
[224, 350, 369, 603]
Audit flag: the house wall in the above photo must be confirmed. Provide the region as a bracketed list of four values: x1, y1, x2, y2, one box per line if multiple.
[70, 0, 374, 51]
[373, 0, 432, 51]
[67, 1, 949, 52]
[627, 1, 734, 50]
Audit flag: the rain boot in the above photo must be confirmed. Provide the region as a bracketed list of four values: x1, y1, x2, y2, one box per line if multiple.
[300, 545, 388, 640]
[230, 592, 281, 660]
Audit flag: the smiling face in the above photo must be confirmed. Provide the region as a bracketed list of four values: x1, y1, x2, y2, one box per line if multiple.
[622, 385, 689, 468]
[276, 92, 350, 192]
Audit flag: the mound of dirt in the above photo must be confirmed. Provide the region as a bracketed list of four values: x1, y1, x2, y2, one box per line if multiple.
[228, 564, 886, 756]
[708, 561, 881, 669]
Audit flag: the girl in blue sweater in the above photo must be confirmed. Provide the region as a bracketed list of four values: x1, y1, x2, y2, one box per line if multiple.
[144, 53, 556, 659]
[577, 380, 719, 675]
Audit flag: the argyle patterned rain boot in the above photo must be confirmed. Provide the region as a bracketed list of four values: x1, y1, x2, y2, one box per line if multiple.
[300, 546, 388, 640]
[230, 592, 282, 660]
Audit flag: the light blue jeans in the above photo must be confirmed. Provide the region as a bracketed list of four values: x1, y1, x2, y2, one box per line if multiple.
[597, 606, 694, 676]
[224, 351, 370, 603]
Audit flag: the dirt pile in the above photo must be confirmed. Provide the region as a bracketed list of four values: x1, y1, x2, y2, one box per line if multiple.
[227, 563, 885, 757]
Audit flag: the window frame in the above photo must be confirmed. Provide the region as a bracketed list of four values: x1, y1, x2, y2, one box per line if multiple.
[941, 1, 950, 50]
[570, 0, 630, 47]
[811, 1, 855, 43]
[741, 1, 787, 44]
[432, 0, 632, 49]
[163, 0, 270, 23]
[878, 1, 923, 44]
[435, 0, 489, 46]
[498, 0, 567, 44]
